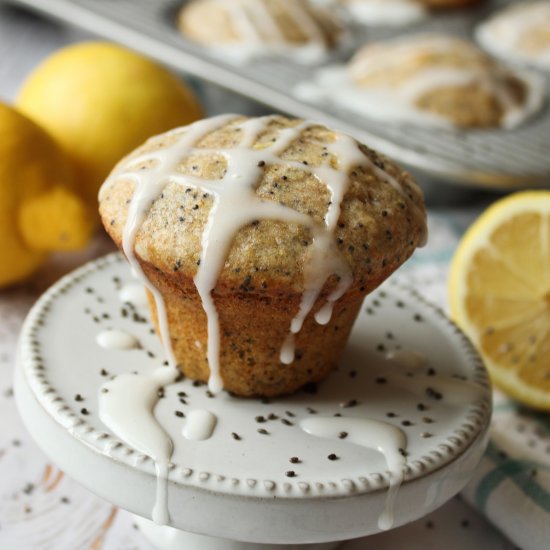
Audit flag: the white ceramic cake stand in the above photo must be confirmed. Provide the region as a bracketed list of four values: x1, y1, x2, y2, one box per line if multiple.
[14, 254, 491, 549]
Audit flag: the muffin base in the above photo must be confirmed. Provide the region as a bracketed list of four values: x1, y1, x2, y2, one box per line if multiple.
[141, 259, 368, 397]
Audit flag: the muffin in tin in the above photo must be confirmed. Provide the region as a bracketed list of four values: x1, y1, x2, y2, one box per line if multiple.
[99, 114, 427, 397]
[306, 33, 545, 129]
[177, 0, 345, 63]
[476, 1, 550, 71]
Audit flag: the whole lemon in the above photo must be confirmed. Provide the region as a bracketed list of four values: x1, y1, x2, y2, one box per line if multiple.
[16, 42, 203, 203]
[0, 102, 94, 287]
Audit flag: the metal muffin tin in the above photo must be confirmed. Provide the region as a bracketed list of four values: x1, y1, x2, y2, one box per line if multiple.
[6, 0, 550, 188]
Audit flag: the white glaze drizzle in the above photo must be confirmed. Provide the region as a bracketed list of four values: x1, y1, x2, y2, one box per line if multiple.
[118, 283, 149, 308]
[96, 329, 139, 350]
[201, 0, 338, 64]
[182, 409, 218, 441]
[99, 367, 176, 524]
[302, 34, 545, 129]
[476, 1, 550, 70]
[300, 416, 407, 530]
[342, 0, 427, 27]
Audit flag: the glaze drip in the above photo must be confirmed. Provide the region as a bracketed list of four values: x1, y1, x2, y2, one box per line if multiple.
[99, 367, 176, 524]
[300, 416, 407, 530]
[96, 329, 139, 350]
[182, 409, 218, 441]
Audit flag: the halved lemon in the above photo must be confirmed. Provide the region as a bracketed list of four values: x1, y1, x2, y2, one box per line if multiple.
[449, 191, 550, 411]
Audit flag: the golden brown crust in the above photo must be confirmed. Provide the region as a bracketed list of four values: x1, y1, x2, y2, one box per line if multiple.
[99, 115, 426, 396]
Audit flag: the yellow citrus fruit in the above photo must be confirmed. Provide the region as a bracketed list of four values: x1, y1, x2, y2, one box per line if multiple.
[449, 191, 550, 410]
[0, 101, 94, 288]
[16, 41, 203, 203]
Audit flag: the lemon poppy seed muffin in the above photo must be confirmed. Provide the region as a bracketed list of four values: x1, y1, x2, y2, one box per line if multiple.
[347, 34, 543, 129]
[99, 115, 426, 397]
[177, 0, 343, 63]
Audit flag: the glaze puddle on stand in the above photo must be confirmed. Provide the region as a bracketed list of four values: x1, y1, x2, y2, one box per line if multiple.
[182, 409, 218, 441]
[96, 329, 139, 350]
[118, 283, 149, 308]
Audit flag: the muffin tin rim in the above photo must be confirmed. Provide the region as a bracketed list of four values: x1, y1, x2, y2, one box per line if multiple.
[6, 0, 550, 189]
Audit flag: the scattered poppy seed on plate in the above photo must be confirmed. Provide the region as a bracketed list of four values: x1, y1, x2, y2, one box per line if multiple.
[80, 408, 89, 415]
[285, 471, 296, 477]
[328, 454, 339, 461]
[175, 411, 184, 418]
[257, 428, 269, 435]
[338, 432, 348, 439]
[426, 387, 443, 400]
[74, 394, 83, 402]
[289, 457, 301, 464]
[231, 432, 241, 440]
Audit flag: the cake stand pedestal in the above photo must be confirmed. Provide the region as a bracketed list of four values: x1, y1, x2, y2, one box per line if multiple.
[14, 254, 492, 549]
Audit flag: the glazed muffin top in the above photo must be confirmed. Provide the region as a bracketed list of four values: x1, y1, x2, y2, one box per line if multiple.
[177, 0, 343, 58]
[348, 34, 541, 128]
[476, 1, 550, 70]
[99, 115, 426, 296]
